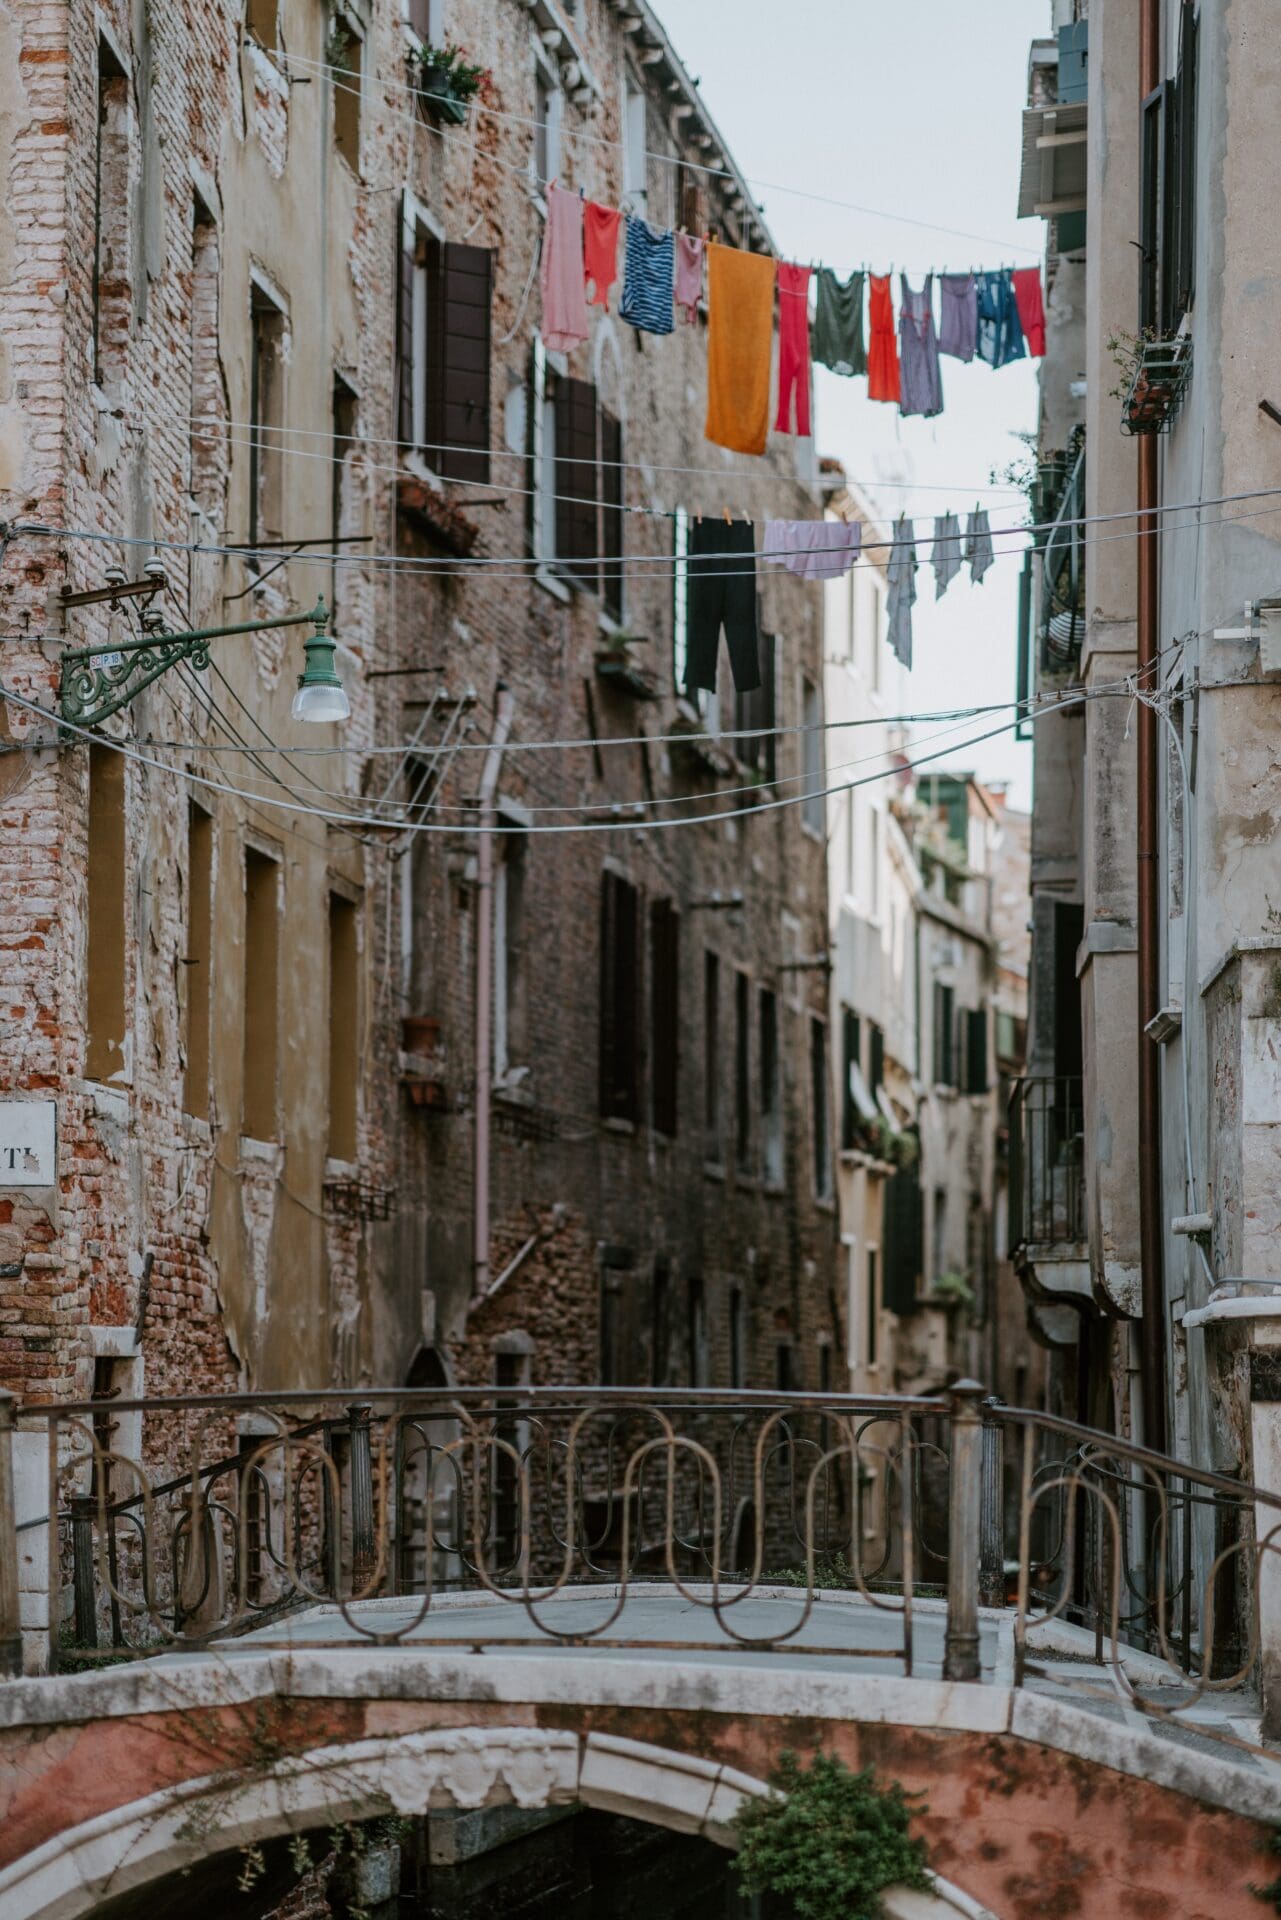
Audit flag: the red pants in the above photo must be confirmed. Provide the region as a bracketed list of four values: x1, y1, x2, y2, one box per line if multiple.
[775, 263, 812, 436]
[1012, 268, 1046, 356]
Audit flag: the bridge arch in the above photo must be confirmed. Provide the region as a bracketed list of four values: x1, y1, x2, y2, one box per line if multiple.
[0, 1723, 996, 1920]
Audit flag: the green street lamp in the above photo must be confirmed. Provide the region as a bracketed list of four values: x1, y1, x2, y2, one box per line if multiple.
[58, 594, 346, 731]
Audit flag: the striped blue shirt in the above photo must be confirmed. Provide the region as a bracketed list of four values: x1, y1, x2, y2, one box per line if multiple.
[620, 217, 675, 336]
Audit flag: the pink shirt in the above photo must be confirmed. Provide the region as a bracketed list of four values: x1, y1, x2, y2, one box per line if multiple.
[539, 182, 590, 352]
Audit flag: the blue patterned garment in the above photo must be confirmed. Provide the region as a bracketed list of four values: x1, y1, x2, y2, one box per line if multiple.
[977, 270, 1027, 369]
[619, 216, 675, 335]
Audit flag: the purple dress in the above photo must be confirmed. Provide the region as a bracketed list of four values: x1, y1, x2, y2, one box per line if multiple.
[899, 274, 943, 418]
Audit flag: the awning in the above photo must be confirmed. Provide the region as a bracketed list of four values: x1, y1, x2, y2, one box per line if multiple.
[1017, 101, 1087, 220]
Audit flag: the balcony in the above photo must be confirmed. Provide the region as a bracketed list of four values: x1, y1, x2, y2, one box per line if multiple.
[1008, 1075, 1089, 1302]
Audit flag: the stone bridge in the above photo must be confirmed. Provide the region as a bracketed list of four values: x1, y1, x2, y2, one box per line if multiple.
[1, 1589, 1277, 1920]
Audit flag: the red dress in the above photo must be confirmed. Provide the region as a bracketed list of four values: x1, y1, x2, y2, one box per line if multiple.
[867, 273, 901, 404]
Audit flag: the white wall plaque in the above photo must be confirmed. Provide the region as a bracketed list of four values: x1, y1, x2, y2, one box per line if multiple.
[0, 1102, 56, 1185]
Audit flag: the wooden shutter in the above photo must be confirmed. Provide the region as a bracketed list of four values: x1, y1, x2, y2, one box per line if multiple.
[1175, 2, 1197, 319]
[395, 195, 416, 447]
[965, 1008, 989, 1095]
[869, 1021, 885, 1096]
[1139, 88, 1164, 334]
[933, 983, 955, 1088]
[599, 871, 639, 1121]
[407, 0, 433, 41]
[555, 376, 599, 586]
[882, 1164, 923, 1314]
[425, 242, 492, 482]
[650, 898, 679, 1137]
[600, 407, 623, 618]
[841, 1008, 860, 1151]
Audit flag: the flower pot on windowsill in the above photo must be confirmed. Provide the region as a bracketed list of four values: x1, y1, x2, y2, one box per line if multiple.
[412, 62, 470, 124]
[1119, 337, 1191, 437]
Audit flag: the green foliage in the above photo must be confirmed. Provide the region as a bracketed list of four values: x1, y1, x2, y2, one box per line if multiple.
[931, 1270, 976, 1309]
[732, 1751, 931, 1920]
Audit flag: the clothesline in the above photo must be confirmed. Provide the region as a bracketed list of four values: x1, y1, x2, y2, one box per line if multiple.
[540, 181, 1045, 459]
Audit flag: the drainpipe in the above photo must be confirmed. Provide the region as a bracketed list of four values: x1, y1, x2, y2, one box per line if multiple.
[1136, 0, 1168, 1455]
[473, 684, 514, 1307]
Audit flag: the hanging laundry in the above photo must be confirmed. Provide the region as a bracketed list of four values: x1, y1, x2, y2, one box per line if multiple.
[685, 518, 761, 695]
[931, 513, 963, 599]
[898, 274, 943, 419]
[866, 274, 901, 405]
[938, 272, 977, 363]
[705, 242, 777, 456]
[539, 182, 590, 353]
[1012, 267, 1047, 356]
[584, 201, 623, 310]
[775, 263, 813, 437]
[886, 516, 918, 669]
[674, 232, 705, 324]
[812, 267, 866, 378]
[977, 270, 1026, 369]
[620, 215, 675, 336]
[965, 508, 995, 583]
[763, 518, 862, 580]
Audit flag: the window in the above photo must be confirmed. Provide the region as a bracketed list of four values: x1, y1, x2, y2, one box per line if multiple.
[331, 14, 362, 170]
[869, 806, 883, 918]
[869, 579, 883, 694]
[775, 1343, 794, 1394]
[396, 196, 493, 481]
[729, 1286, 745, 1389]
[86, 745, 126, 1082]
[687, 1276, 707, 1387]
[840, 1007, 861, 1151]
[237, 1437, 268, 1606]
[244, 0, 276, 49]
[555, 374, 624, 603]
[189, 197, 223, 520]
[242, 847, 280, 1140]
[649, 899, 679, 1137]
[532, 337, 556, 564]
[868, 1021, 885, 1097]
[331, 375, 358, 625]
[1141, 4, 1198, 336]
[599, 869, 640, 1121]
[963, 1007, 989, 1095]
[405, 0, 443, 44]
[622, 71, 647, 212]
[703, 951, 721, 1160]
[600, 1260, 623, 1386]
[760, 987, 783, 1185]
[248, 281, 286, 558]
[494, 825, 526, 1082]
[883, 1164, 923, 1314]
[534, 59, 563, 191]
[932, 982, 956, 1088]
[93, 38, 130, 389]
[328, 892, 358, 1161]
[810, 1016, 831, 1200]
[844, 569, 857, 661]
[932, 1186, 949, 1286]
[801, 676, 824, 834]
[183, 802, 213, 1119]
[733, 634, 777, 781]
[651, 1258, 670, 1385]
[734, 971, 751, 1173]
[865, 1247, 879, 1367]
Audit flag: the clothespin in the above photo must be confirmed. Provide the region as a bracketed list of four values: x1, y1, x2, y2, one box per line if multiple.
[722, 505, 733, 526]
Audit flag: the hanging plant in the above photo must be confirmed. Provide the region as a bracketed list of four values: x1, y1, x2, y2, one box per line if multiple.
[1108, 327, 1192, 436]
[410, 40, 491, 124]
[731, 1751, 931, 1920]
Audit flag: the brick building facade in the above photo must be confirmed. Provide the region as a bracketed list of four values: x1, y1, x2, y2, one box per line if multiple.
[0, 0, 837, 1430]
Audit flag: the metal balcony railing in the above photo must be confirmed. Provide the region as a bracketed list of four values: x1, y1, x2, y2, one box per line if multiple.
[1008, 1074, 1086, 1249]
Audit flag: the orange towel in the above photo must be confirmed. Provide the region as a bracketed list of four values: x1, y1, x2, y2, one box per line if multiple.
[705, 242, 777, 456]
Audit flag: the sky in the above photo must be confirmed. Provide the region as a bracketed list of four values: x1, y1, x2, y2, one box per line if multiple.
[659, 0, 1044, 808]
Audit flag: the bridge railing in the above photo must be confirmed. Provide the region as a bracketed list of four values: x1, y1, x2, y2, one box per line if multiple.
[1, 1383, 1279, 1754]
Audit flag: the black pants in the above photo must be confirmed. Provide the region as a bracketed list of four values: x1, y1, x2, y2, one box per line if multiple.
[685, 518, 761, 695]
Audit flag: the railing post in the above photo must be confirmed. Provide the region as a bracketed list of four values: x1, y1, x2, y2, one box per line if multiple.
[944, 1379, 985, 1682]
[979, 1396, 1005, 1609]
[70, 1496, 97, 1648]
[0, 1391, 21, 1676]
[347, 1404, 376, 1595]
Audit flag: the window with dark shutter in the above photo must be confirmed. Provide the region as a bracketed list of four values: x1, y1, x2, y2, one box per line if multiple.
[650, 898, 679, 1137]
[840, 1007, 861, 1151]
[733, 633, 777, 780]
[810, 1016, 831, 1200]
[1139, 86, 1164, 334]
[395, 198, 418, 450]
[555, 376, 599, 586]
[932, 982, 956, 1088]
[599, 870, 639, 1121]
[883, 1163, 923, 1314]
[735, 971, 751, 1172]
[869, 1021, 885, 1097]
[600, 407, 623, 619]
[704, 950, 721, 1160]
[425, 242, 492, 482]
[964, 1008, 989, 1095]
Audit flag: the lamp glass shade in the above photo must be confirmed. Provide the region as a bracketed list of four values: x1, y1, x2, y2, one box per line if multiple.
[291, 680, 351, 723]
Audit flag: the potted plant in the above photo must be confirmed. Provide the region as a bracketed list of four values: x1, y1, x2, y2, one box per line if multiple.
[409, 41, 490, 125]
[1109, 328, 1192, 437]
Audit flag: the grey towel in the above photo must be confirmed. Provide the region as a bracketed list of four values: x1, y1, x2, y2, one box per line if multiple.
[932, 513, 963, 599]
[965, 508, 995, 583]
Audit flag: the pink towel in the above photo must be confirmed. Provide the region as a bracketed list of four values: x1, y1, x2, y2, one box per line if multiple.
[540, 182, 590, 352]
[674, 232, 705, 324]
